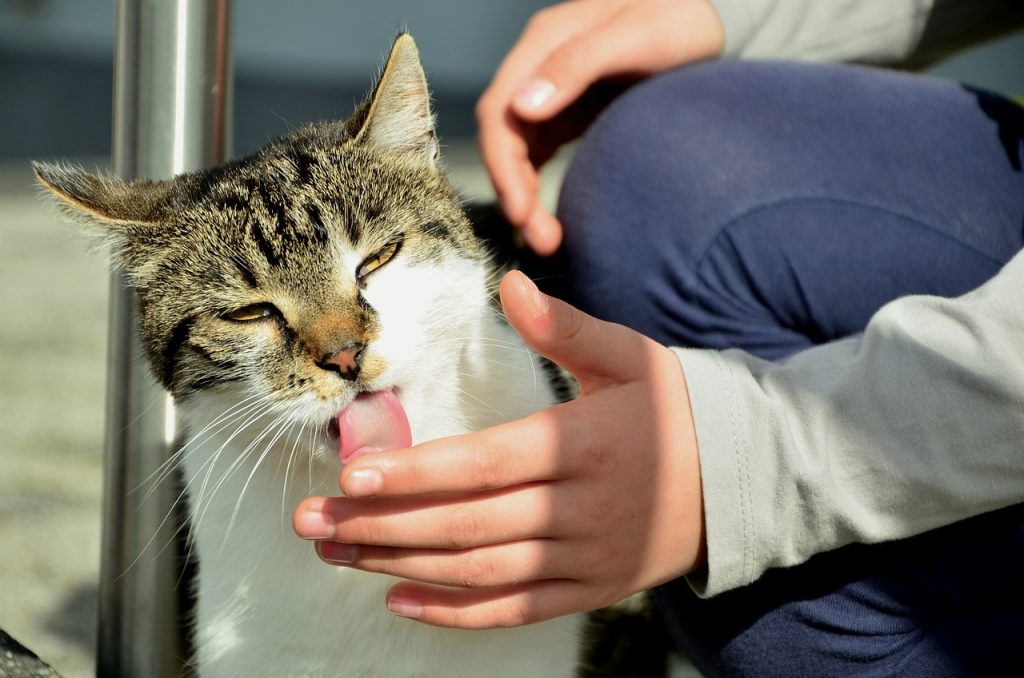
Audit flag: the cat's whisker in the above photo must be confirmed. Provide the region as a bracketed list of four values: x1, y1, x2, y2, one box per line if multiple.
[454, 385, 505, 419]
[222, 416, 297, 549]
[306, 424, 316, 492]
[457, 357, 535, 372]
[281, 417, 311, 529]
[136, 394, 268, 500]
[188, 401, 282, 537]
[143, 392, 262, 459]
[193, 407, 287, 533]
[116, 397, 282, 578]
[116, 400, 273, 580]
[142, 395, 271, 502]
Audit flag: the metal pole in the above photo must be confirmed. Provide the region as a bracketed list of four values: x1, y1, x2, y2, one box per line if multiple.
[98, 2, 231, 676]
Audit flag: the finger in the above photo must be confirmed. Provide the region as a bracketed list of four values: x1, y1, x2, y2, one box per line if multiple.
[315, 538, 566, 589]
[477, 2, 611, 227]
[296, 484, 561, 549]
[384, 579, 595, 629]
[499, 270, 664, 384]
[511, 15, 647, 122]
[336, 412, 570, 497]
[513, 1, 726, 122]
[475, 104, 540, 228]
[520, 201, 563, 256]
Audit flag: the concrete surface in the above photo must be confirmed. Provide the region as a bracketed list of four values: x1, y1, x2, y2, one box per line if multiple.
[0, 160, 106, 678]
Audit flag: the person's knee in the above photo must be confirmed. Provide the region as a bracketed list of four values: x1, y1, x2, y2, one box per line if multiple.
[557, 63, 754, 249]
[554, 64, 761, 330]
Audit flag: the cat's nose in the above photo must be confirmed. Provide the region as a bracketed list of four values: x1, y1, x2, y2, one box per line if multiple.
[317, 341, 365, 381]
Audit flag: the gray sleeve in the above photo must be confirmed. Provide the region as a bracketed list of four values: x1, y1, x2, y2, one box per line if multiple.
[708, 0, 1024, 66]
[674, 248, 1024, 598]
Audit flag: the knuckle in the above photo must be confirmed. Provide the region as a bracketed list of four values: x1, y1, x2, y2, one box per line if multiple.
[367, 549, 402, 576]
[443, 507, 481, 549]
[580, 493, 615, 524]
[447, 606, 474, 630]
[593, 539, 621, 567]
[497, 599, 532, 628]
[561, 305, 587, 342]
[458, 553, 494, 588]
[543, 43, 578, 76]
[525, 7, 555, 33]
[576, 437, 611, 473]
[350, 516, 381, 546]
[469, 446, 505, 488]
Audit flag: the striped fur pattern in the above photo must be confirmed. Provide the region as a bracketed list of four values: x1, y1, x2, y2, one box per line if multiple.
[37, 104, 480, 406]
[37, 34, 590, 677]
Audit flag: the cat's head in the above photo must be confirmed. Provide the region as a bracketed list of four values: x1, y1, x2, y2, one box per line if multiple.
[35, 34, 490, 455]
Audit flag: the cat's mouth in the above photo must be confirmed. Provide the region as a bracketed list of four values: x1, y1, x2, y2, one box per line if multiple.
[325, 389, 412, 464]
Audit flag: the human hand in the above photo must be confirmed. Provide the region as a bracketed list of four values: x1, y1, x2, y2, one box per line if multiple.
[477, 0, 724, 255]
[293, 271, 706, 629]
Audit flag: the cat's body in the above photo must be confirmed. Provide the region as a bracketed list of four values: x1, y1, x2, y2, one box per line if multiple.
[38, 34, 590, 676]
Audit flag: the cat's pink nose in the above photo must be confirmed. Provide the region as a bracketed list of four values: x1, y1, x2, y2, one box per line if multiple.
[317, 341, 365, 381]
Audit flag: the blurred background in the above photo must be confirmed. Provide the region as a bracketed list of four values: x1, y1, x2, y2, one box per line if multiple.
[0, 1, 1021, 676]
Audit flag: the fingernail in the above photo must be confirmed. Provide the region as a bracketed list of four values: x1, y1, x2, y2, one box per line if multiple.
[515, 78, 555, 110]
[320, 542, 358, 565]
[518, 272, 549, 316]
[295, 510, 335, 540]
[345, 468, 382, 497]
[387, 595, 423, 619]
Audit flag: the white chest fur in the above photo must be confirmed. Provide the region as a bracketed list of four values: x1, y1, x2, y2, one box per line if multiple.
[179, 314, 585, 677]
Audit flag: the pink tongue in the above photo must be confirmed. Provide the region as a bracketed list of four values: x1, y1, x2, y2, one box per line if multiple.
[337, 390, 412, 463]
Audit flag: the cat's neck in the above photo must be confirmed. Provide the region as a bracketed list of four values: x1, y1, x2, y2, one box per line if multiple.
[459, 310, 556, 429]
[384, 310, 553, 445]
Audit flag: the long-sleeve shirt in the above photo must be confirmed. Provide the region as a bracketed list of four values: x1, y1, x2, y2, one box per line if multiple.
[711, 0, 1024, 67]
[682, 0, 1024, 596]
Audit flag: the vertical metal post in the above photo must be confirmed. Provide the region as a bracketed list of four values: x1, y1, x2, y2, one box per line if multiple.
[98, 2, 231, 676]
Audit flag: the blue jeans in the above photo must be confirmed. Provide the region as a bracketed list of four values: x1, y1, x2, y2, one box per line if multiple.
[536, 61, 1024, 675]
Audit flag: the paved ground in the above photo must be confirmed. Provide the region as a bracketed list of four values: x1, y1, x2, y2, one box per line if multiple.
[0, 146, 574, 678]
[0, 160, 106, 678]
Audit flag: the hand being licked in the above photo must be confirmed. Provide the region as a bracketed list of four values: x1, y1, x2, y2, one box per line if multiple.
[293, 271, 706, 629]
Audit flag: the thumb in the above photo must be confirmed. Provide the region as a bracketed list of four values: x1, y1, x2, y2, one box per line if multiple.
[512, 13, 660, 122]
[511, 18, 625, 122]
[499, 270, 659, 384]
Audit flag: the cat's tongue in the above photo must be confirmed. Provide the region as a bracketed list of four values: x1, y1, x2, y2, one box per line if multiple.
[337, 390, 412, 464]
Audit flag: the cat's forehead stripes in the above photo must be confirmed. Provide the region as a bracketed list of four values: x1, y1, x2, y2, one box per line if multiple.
[231, 256, 259, 289]
[287, 147, 320, 186]
[36, 31, 491, 407]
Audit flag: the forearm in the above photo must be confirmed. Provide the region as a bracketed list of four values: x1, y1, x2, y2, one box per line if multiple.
[678, 248, 1024, 597]
[708, 0, 1024, 66]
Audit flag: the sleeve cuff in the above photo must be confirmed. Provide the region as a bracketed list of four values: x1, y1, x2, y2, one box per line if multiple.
[670, 347, 757, 597]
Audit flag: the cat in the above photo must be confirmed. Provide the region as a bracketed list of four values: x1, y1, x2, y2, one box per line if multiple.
[36, 33, 594, 677]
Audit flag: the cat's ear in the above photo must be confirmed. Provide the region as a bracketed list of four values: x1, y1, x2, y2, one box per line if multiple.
[353, 33, 439, 166]
[33, 162, 173, 229]
[33, 162, 174, 231]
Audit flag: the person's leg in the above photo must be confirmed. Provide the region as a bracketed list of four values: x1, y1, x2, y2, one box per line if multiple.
[658, 503, 1024, 677]
[543, 60, 1024, 674]
[548, 60, 1024, 359]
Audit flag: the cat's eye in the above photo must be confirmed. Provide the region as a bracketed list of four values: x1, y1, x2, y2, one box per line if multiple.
[356, 239, 403, 284]
[222, 303, 280, 323]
